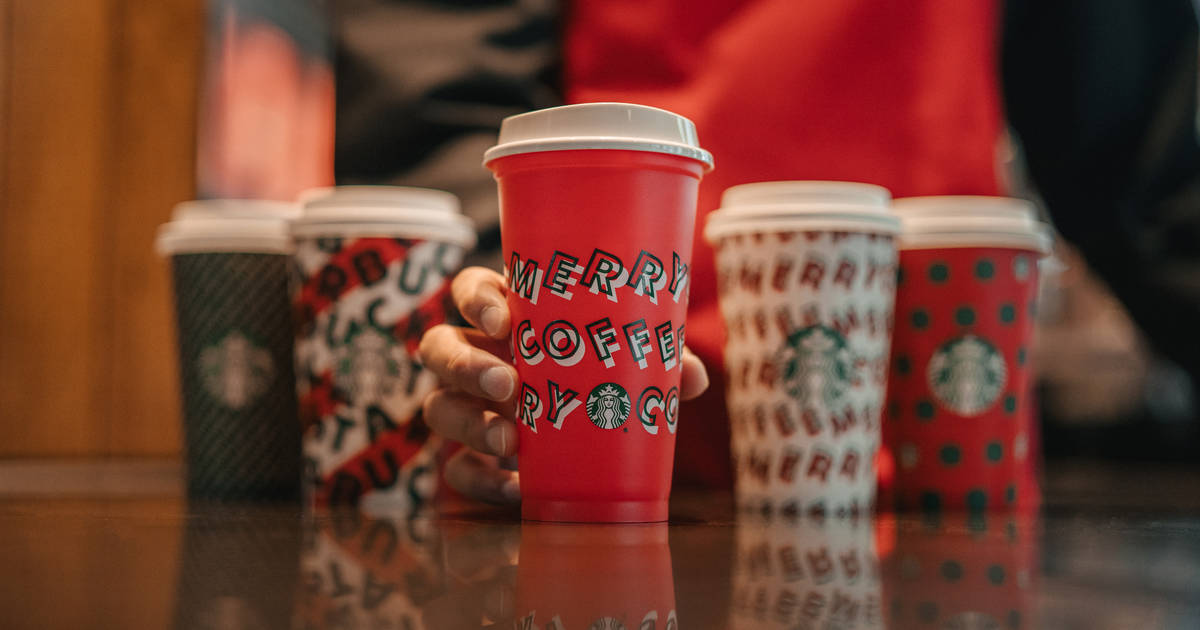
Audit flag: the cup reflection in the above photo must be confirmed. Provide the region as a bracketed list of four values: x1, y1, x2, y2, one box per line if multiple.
[516, 523, 677, 630]
[730, 513, 883, 630]
[174, 507, 304, 630]
[295, 511, 446, 629]
[881, 514, 1037, 630]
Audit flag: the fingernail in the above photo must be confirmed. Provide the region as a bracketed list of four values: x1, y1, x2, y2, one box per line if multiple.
[480, 305, 505, 337]
[501, 477, 521, 502]
[485, 422, 509, 455]
[480, 366, 514, 400]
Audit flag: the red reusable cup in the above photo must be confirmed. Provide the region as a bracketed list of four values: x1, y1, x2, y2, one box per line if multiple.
[882, 197, 1051, 513]
[485, 103, 714, 522]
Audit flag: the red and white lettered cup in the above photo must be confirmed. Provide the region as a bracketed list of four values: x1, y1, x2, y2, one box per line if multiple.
[291, 187, 475, 510]
[883, 197, 1051, 513]
[485, 103, 713, 522]
[705, 182, 901, 517]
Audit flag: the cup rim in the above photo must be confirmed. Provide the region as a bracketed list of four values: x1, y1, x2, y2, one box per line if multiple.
[483, 102, 714, 169]
[704, 203, 902, 241]
[720, 180, 892, 208]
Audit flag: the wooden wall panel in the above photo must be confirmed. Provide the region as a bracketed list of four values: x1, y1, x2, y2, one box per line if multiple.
[105, 0, 202, 454]
[0, 0, 201, 456]
[0, 0, 116, 455]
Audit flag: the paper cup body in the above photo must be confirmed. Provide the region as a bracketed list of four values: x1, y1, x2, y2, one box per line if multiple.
[292, 190, 473, 510]
[158, 200, 302, 500]
[884, 197, 1049, 513]
[714, 227, 899, 516]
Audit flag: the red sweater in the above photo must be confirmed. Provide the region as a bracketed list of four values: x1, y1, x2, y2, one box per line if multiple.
[565, 0, 1004, 488]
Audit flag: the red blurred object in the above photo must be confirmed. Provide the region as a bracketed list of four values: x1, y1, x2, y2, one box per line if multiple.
[197, 7, 334, 200]
[565, 0, 1005, 490]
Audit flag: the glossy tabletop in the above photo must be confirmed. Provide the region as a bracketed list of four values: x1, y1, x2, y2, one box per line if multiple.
[1, 461, 1198, 630]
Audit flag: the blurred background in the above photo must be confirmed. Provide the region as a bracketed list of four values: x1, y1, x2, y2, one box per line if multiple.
[1, 0, 1198, 467]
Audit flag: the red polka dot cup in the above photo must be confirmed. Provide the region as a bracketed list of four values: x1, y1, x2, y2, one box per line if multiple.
[705, 182, 901, 517]
[486, 103, 713, 522]
[882, 197, 1051, 513]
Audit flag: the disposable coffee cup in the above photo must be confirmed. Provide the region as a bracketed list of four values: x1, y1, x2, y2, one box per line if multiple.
[156, 200, 302, 501]
[291, 186, 475, 510]
[731, 513, 882, 630]
[485, 103, 713, 523]
[883, 196, 1051, 513]
[704, 182, 901, 517]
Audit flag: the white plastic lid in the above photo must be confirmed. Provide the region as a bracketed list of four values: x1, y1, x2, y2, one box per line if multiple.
[292, 187, 476, 248]
[483, 102, 713, 169]
[892, 196, 1052, 253]
[156, 200, 297, 255]
[704, 181, 901, 242]
[170, 199, 301, 221]
[295, 185, 461, 212]
[721, 181, 891, 208]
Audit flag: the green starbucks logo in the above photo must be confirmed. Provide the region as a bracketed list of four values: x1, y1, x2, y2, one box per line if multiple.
[778, 325, 853, 409]
[586, 382, 631, 430]
[927, 335, 1007, 416]
[334, 327, 408, 405]
[199, 330, 274, 409]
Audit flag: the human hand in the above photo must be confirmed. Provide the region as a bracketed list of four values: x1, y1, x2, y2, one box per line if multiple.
[418, 267, 710, 505]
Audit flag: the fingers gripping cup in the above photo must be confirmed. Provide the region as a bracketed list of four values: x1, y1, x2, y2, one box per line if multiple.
[883, 197, 1051, 513]
[485, 103, 714, 522]
[291, 187, 475, 509]
[156, 200, 303, 500]
[705, 183, 901, 517]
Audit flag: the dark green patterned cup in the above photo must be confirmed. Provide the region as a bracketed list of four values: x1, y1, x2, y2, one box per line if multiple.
[157, 200, 303, 501]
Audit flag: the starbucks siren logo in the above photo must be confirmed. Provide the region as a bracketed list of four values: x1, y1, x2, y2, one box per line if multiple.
[927, 334, 1007, 416]
[199, 330, 274, 409]
[586, 382, 631, 430]
[778, 325, 853, 409]
[334, 327, 408, 405]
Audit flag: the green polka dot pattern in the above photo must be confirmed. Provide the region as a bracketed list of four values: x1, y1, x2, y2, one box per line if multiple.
[929, 263, 950, 283]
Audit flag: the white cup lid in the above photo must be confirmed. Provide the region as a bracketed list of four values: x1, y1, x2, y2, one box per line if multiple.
[892, 196, 1052, 253]
[157, 199, 297, 255]
[293, 187, 476, 248]
[705, 181, 900, 242]
[483, 102, 713, 169]
[296, 185, 461, 212]
[721, 181, 891, 208]
[170, 199, 301, 221]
